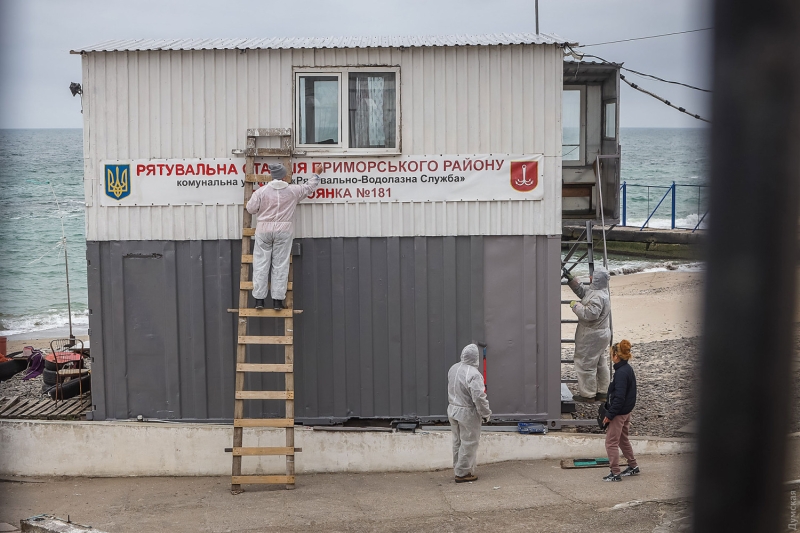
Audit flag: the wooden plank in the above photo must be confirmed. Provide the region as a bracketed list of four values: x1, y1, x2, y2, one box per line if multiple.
[245, 148, 291, 157]
[244, 174, 271, 183]
[285, 305, 295, 489]
[231, 475, 295, 485]
[49, 400, 80, 418]
[237, 363, 293, 373]
[241, 255, 253, 264]
[235, 391, 294, 400]
[232, 447, 295, 456]
[240, 281, 292, 291]
[235, 308, 293, 318]
[243, 227, 256, 237]
[57, 368, 90, 377]
[20, 400, 51, 418]
[238, 336, 293, 345]
[0, 396, 20, 415]
[233, 148, 256, 494]
[234, 418, 294, 428]
[6, 399, 35, 417]
[246, 128, 292, 137]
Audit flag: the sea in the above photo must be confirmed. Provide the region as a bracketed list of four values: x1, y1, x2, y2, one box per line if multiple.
[0, 128, 709, 338]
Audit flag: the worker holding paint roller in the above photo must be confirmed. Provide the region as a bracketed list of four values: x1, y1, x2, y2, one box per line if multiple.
[447, 343, 492, 483]
[247, 163, 322, 311]
[564, 266, 612, 402]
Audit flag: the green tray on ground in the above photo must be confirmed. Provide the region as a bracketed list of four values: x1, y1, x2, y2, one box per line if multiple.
[560, 458, 628, 469]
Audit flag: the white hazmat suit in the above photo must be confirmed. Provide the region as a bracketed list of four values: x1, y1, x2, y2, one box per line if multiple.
[447, 344, 492, 479]
[569, 266, 612, 399]
[246, 171, 320, 301]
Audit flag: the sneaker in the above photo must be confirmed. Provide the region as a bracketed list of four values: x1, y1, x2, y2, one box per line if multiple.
[602, 471, 622, 482]
[620, 466, 640, 477]
[595, 393, 607, 402]
[255, 299, 265, 310]
[572, 394, 596, 403]
[455, 473, 478, 483]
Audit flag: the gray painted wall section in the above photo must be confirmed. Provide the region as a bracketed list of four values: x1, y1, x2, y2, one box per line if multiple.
[86, 236, 559, 422]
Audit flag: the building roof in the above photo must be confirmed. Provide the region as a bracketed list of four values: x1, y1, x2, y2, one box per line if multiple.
[70, 33, 573, 54]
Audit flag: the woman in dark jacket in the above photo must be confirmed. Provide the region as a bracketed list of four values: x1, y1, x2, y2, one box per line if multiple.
[602, 340, 640, 482]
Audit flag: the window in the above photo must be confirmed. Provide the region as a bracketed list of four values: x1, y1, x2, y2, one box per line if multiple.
[296, 68, 399, 153]
[562, 89, 582, 162]
[604, 101, 616, 139]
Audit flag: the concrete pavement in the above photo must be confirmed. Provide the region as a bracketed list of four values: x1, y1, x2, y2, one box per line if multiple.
[1, 454, 695, 532]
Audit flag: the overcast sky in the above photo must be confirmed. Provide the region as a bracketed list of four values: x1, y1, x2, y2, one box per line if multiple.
[0, 0, 713, 129]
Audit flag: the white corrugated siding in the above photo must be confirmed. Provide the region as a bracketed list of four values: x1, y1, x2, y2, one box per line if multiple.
[83, 44, 563, 240]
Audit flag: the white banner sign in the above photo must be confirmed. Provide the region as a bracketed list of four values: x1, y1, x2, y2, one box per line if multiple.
[98, 154, 544, 206]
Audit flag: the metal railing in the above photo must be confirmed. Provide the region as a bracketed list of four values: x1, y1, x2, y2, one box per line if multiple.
[620, 181, 709, 232]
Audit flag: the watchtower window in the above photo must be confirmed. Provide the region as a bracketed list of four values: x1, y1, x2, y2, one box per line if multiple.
[562, 89, 581, 161]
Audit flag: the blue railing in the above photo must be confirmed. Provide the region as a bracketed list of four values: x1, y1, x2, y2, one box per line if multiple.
[620, 181, 709, 232]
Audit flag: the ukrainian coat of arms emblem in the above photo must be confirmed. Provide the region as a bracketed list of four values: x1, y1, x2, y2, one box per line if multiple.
[105, 164, 131, 200]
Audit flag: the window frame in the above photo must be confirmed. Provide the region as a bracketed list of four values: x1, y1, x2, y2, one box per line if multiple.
[294, 66, 401, 156]
[603, 99, 617, 141]
[561, 85, 586, 167]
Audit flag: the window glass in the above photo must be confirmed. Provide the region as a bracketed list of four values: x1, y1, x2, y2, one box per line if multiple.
[348, 72, 397, 148]
[298, 75, 339, 145]
[562, 89, 581, 161]
[604, 102, 617, 139]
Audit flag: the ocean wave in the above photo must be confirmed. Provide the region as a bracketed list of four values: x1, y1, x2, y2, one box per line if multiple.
[624, 213, 708, 230]
[609, 261, 705, 276]
[0, 310, 89, 336]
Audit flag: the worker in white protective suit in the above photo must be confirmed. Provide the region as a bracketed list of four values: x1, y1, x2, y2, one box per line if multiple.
[564, 265, 612, 402]
[447, 343, 492, 483]
[246, 163, 321, 310]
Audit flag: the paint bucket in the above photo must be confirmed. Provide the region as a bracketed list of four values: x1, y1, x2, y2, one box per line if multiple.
[0, 336, 6, 357]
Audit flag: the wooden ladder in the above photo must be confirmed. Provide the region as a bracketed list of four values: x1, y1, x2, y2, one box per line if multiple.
[229, 128, 300, 493]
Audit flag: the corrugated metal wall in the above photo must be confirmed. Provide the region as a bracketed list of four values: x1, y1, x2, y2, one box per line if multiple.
[81, 44, 563, 240]
[86, 236, 560, 422]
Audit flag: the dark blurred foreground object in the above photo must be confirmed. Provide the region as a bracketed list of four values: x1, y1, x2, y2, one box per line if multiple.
[693, 1, 800, 531]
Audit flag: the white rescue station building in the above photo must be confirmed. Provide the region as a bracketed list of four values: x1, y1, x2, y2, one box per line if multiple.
[71, 33, 620, 426]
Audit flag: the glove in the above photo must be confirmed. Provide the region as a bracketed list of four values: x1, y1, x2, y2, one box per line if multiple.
[562, 267, 574, 282]
[569, 300, 578, 309]
[482, 415, 491, 424]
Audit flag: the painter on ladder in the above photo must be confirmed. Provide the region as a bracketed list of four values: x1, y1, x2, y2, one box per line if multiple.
[447, 343, 492, 483]
[247, 162, 321, 310]
[564, 266, 612, 402]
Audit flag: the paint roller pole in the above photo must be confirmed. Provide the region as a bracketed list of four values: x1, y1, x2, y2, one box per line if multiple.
[63, 237, 74, 346]
[535, 0, 539, 34]
[475, 341, 488, 391]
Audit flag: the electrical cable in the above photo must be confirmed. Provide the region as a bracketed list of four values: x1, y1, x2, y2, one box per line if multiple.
[574, 49, 711, 93]
[576, 28, 713, 48]
[620, 74, 710, 123]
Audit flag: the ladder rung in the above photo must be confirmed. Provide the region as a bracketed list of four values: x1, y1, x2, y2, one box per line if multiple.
[240, 281, 292, 291]
[243, 228, 255, 237]
[237, 363, 293, 373]
[246, 128, 292, 137]
[234, 418, 294, 427]
[234, 308, 294, 317]
[230, 447, 297, 456]
[231, 475, 294, 485]
[239, 335, 293, 345]
[236, 391, 294, 400]
[245, 148, 292, 157]
[561, 339, 576, 344]
[245, 174, 271, 183]
[241, 255, 253, 264]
